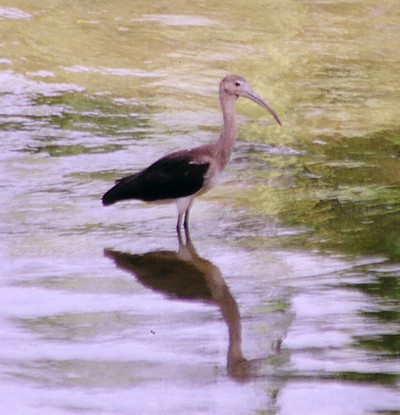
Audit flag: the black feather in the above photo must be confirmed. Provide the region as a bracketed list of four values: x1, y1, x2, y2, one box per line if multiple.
[102, 154, 210, 206]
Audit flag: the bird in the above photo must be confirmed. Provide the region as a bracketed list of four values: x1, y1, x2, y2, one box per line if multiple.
[102, 74, 282, 232]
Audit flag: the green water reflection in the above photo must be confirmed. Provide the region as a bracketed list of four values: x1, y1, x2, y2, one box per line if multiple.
[239, 128, 400, 259]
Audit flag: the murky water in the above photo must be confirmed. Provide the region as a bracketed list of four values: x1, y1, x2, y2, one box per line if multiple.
[1, 1, 400, 414]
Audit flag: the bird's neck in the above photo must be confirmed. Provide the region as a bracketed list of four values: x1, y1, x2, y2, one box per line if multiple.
[217, 95, 237, 167]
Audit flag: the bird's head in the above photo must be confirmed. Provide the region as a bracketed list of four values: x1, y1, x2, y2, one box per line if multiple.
[220, 74, 282, 126]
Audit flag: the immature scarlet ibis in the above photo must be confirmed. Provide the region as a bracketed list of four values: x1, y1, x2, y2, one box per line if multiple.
[102, 74, 281, 231]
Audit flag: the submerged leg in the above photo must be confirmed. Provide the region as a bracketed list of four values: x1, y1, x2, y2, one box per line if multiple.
[184, 219, 193, 246]
[177, 216, 194, 255]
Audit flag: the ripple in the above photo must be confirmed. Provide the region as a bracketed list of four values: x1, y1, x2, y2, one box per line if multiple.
[63, 65, 157, 77]
[134, 14, 218, 27]
[0, 70, 84, 97]
[0, 7, 31, 20]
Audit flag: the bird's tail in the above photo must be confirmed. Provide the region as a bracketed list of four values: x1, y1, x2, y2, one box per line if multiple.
[102, 178, 132, 206]
[102, 185, 119, 206]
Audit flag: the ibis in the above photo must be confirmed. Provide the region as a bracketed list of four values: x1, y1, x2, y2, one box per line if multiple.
[102, 74, 281, 231]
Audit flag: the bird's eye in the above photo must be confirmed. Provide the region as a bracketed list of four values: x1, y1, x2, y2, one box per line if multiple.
[235, 81, 241, 87]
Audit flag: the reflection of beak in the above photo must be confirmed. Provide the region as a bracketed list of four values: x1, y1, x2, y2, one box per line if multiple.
[242, 87, 282, 126]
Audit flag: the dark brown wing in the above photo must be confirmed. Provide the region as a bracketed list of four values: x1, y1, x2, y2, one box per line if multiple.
[102, 153, 210, 205]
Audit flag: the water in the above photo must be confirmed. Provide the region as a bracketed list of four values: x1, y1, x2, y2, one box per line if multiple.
[1, 1, 400, 414]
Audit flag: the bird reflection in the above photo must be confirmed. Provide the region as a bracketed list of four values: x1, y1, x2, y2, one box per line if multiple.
[104, 230, 267, 379]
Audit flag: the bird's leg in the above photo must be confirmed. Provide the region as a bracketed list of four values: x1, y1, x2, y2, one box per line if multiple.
[177, 224, 185, 247]
[176, 213, 184, 234]
[183, 200, 194, 232]
[183, 210, 190, 232]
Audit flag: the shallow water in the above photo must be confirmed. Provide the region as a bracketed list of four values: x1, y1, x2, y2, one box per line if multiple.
[1, 1, 400, 414]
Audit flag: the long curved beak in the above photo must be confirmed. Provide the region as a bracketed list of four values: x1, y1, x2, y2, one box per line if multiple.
[241, 87, 282, 126]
